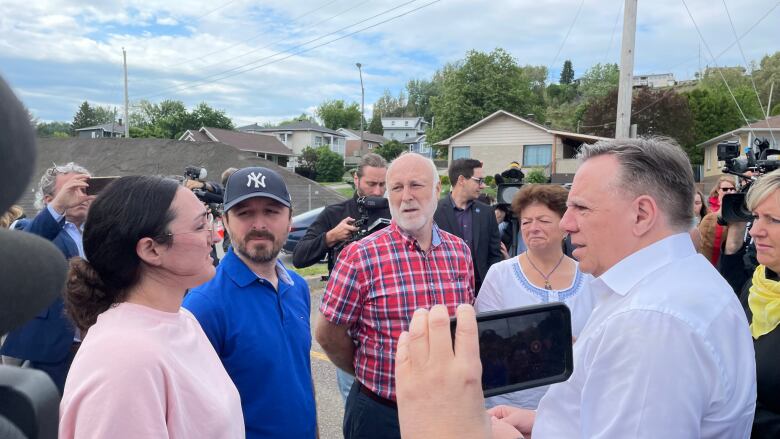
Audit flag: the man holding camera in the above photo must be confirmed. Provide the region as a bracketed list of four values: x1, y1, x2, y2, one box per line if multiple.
[293, 153, 390, 401]
[435, 158, 502, 293]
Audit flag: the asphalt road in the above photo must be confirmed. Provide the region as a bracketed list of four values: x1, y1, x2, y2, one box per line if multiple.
[306, 276, 346, 439]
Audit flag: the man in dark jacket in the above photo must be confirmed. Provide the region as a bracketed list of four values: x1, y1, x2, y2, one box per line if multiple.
[292, 153, 390, 272]
[434, 158, 503, 294]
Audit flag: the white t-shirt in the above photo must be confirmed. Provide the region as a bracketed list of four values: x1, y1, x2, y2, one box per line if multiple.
[475, 256, 597, 409]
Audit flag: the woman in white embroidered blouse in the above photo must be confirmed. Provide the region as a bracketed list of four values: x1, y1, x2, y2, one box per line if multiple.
[475, 183, 597, 410]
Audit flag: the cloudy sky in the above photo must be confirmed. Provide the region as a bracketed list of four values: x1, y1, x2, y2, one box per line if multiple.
[1, 0, 778, 126]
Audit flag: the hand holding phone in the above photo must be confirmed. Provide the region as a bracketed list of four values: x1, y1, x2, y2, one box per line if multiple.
[86, 177, 119, 196]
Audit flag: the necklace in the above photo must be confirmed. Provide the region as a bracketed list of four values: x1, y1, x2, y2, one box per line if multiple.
[525, 252, 565, 290]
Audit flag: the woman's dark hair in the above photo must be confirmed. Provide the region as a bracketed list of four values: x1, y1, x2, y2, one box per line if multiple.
[695, 189, 708, 221]
[65, 176, 180, 332]
[511, 184, 568, 218]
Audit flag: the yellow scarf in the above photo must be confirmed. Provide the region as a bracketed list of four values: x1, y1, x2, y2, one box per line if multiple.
[748, 265, 780, 339]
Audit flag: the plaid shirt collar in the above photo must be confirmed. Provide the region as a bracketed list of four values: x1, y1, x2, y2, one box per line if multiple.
[390, 220, 443, 252]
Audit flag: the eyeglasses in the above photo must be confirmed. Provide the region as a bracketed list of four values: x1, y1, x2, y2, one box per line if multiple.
[720, 187, 737, 192]
[470, 177, 486, 185]
[159, 213, 215, 241]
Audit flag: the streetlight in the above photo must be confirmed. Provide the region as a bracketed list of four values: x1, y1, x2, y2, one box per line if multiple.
[356, 63, 365, 150]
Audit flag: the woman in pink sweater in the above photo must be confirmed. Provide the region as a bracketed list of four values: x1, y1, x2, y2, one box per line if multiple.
[59, 176, 244, 438]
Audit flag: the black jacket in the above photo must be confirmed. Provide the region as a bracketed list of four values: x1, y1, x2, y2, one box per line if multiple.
[433, 195, 502, 292]
[292, 194, 391, 270]
[722, 249, 780, 438]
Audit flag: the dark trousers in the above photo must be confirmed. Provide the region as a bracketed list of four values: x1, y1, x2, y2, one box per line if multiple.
[343, 381, 401, 439]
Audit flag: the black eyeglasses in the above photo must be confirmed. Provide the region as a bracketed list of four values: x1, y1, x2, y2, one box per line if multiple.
[470, 177, 486, 185]
[720, 187, 737, 192]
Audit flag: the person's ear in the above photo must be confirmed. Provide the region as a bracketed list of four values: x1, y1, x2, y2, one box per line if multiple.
[632, 195, 658, 236]
[136, 237, 165, 267]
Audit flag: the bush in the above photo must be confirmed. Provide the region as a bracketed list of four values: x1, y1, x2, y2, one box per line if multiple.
[295, 166, 316, 180]
[440, 175, 450, 186]
[315, 146, 345, 182]
[484, 174, 495, 187]
[525, 168, 548, 184]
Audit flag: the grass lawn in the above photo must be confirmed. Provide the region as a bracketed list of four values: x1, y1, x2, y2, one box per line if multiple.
[289, 263, 329, 278]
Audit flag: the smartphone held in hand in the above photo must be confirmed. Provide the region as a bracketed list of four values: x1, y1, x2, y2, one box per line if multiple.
[452, 303, 574, 397]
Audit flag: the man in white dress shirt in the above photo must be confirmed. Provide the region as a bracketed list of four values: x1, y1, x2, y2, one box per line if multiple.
[393, 137, 757, 439]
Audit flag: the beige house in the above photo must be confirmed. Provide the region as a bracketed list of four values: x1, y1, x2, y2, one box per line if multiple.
[434, 110, 608, 182]
[699, 115, 780, 189]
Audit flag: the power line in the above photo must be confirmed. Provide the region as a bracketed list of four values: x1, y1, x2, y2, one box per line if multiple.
[680, 0, 758, 140]
[601, 0, 623, 64]
[140, 0, 440, 99]
[193, 0, 370, 73]
[548, 0, 586, 82]
[721, 0, 778, 146]
[166, 0, 343, 67]
[579, 87, 677, 129]
[193, 0, 241, 21]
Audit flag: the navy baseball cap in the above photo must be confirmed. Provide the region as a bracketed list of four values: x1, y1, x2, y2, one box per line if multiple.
[223, 167, 292, 212]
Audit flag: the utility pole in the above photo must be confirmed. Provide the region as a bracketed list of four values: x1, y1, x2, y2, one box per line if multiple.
[615, 0, 638, 138]
[123, 47, 129, 138]
[356, 63, 365, 148]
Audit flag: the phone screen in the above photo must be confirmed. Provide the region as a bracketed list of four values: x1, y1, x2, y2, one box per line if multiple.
[453, 303, 574, 397]
[86, 177, 119, 196]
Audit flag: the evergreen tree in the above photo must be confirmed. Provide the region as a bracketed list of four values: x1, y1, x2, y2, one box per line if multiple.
[560, 60, 574, 85]
[368, 112, 384, 135]
[72, 101, 97, 133]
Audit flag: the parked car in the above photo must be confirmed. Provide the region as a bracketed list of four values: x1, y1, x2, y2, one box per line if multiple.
[283, 206, 325, 254]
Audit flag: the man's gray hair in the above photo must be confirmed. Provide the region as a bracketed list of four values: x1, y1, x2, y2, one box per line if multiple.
[356, 153, 388, 177]
[34, 162, 91, 210]
[746, 168, 780, 211]
[578, 137, 694, 232]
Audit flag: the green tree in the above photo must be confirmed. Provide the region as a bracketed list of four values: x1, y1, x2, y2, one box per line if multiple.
[191, 102, 233, 130]
[316, 100, 362, 130]
[406, 78, 439, 121]
[525, 168, 547, 183]
[373, 89, 407, 118]
[93, 106, 117, 125]
[578, 63, 619, 102]
[314, 146, 345, 182]
[368, 112, 383, 135]
[753, 52, 780, 113]
[374, 139, 406, 161]
[72, 101, 97, 132]
[427, 48, 548, 145]
[37, 121, 73, 138]
[560, 60, 574, 85]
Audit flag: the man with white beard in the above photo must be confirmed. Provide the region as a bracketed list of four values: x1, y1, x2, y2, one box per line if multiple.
[315, 152, 475, 439]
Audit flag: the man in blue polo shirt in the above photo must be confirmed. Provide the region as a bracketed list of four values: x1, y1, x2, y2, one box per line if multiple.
[183, 167, 316, 438]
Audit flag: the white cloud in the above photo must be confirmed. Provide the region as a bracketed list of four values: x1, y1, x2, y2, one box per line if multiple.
[0, 0, 777, 124]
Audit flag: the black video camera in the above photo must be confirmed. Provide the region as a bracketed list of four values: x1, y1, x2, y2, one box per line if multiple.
[183, 166, 223, 214]
[328, 196, 391, 272]
[718, 138, 780, 223]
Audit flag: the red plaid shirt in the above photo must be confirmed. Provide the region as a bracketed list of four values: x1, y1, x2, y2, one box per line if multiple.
[320, 221, 475, 401]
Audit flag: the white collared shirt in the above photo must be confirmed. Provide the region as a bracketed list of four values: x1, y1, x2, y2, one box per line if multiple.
[533, 233, 756, 439]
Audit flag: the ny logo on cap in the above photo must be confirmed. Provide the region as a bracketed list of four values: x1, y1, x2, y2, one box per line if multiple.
[246, 172, 267, 189]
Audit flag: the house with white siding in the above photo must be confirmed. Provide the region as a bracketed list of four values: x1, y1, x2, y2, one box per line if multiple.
[434, 110, 609, 183]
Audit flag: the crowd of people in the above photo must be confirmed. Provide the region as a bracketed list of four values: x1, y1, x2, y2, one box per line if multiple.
[1, 135, 778, 438]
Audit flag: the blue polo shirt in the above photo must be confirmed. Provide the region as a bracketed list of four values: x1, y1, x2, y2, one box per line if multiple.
[183, 249, 315, 439]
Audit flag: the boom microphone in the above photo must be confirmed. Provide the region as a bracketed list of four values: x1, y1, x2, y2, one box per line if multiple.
[0, 230, 67, 334]
[0, 75, 36, 212]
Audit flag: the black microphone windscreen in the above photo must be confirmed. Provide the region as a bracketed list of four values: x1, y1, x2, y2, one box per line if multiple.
[0, 75, 36, 213]
[0, 230, 67, 334]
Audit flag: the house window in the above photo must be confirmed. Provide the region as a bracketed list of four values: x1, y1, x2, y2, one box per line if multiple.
[452, 146, 470, 160]
[314, 136, 323, 147]
[391, 121, 395, 126]
[523, 144, 552, 167]
[405, 121, 409, 126]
